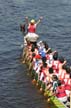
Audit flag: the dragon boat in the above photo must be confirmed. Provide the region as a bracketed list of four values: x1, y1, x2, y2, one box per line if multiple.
[20, 23, 70, 108]
[21, 45, 68, 108]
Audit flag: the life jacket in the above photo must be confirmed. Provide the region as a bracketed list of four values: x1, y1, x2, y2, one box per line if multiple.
[46, 54, 53, 67]
[46, 54, 53, 60]
[64, 78, 71, 90]
[28, 24, 36, 33]
[64, 73, 70, 79]
[52, 60, 59, 73]
[58, 69, 66, 81]
[56, 86, 67, 98]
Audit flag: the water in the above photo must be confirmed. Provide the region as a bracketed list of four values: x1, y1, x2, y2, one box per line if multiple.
[0, 0, 71, 108]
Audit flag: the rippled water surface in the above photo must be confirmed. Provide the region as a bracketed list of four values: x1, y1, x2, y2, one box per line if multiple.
[0, 0, 71, 108]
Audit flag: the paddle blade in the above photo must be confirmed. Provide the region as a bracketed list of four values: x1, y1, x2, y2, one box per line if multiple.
[20, 24, 25, 32]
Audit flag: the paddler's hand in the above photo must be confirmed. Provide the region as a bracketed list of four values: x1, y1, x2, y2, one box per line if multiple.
[25, 17, 29, 25]
[25, 17, 28, 19]
[39, 16, 43, 20]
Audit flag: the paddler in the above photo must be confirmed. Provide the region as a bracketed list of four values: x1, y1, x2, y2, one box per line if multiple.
[55, 80, 67, 104]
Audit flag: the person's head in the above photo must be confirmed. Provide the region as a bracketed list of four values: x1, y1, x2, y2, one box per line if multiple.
[70, 72, 71, 78]
[42, 41, 49, 50]
[57, 80, 62, 86]
[32, 53, 36, 57]
[47, 49, 52, 54]
[62, 64, 67, 70]
[49, 67, 54, 74]
[43, 62, 47, 68]
[38, 41, 45, 48]
[31, 44, 35, 52]
[59, 56, 65, 63]
[42, 57, 47, 64]
[52, 75, 58, 81]
[30, 19, 35, 25]
[53, 52, 58, 60]
[66, 65, 70, 74]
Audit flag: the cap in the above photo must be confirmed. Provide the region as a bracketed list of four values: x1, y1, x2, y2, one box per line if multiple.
[35, 54, 41, 59]
[30, 19, 35, 24]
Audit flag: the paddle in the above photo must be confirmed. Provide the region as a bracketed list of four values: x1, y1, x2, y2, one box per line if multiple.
[20, 17, 28, 35]
[20, 17, 28, 34]
[20, 24, 26, 33]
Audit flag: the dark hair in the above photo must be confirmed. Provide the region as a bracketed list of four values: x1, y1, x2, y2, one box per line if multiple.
[49, 67, 54, 74]
[43, 62, 47, 68]
[62, 64, 67, 70]
[66, 66, 70, 74]
[59, 56, 64, 63]
[57, 80, 62, 86]
[42, 41, 49, 50]
[53, 52, 58, 60]
[67, 97, 70, 102]
[52, 75, 58, 81]
[32, 53, 36, 57]
[42, 57, 47, 63]
[70, 72, 71, 78]
[31, 44, 35, 52]
[47, 49, 52, 54]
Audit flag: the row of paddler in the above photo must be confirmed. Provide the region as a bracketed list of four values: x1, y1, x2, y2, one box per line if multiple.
[21, 40, 71, 108]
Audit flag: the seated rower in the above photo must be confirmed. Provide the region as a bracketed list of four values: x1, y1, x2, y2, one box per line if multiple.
[52, 75, 59, 92]
[58, 56, 66, 70]
[64, 66, 71, 98]
[46, 49, 56, 68]
[24, 17, 43, 46]
[55, 80, 67, 104]
[52, 51, 59, 75]
[58, 64, 66, 83]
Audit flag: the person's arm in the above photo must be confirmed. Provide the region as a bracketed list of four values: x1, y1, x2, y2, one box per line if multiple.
[25, 17, 29, 25]
[46, 48, 51, 53]
[36, 16, 43, 26]
[62, 60, 67, 66]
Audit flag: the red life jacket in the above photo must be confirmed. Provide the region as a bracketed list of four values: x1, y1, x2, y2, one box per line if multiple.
[46, 54, 50, 59]
[59, 69, 66, 81]
[56, 86, 67, 98]
[52, 60, 59, 73]
[28, 24, 36, 33]
[64, 78, 71, 90]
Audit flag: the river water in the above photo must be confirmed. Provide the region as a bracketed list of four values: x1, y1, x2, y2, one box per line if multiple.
[0, 0, 71, 108]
